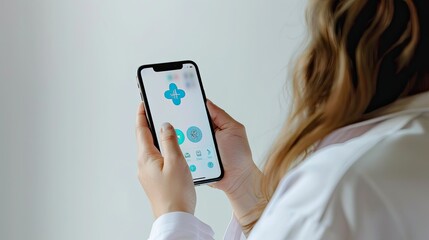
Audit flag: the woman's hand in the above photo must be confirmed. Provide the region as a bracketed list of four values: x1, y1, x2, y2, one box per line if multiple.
[206, 100, 262, 229]
[136, 103, 196, 219]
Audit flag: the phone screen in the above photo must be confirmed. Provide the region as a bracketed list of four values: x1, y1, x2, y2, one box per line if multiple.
[138, 61, 223, 184]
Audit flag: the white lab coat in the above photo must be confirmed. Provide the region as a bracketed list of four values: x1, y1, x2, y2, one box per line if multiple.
[148, 92, 429, 240]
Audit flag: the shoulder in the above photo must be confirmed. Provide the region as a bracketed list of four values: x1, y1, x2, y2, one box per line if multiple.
[277, 111, 429, 207]
[254, 113, 429, 239]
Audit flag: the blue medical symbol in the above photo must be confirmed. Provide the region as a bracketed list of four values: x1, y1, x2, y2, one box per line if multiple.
[164, 83, 186, 106]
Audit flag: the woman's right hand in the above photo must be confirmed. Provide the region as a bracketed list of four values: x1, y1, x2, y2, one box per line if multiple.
[206, 100, 262, 229]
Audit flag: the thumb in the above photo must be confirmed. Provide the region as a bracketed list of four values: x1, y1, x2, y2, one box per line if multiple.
[159, 122, 184, 166]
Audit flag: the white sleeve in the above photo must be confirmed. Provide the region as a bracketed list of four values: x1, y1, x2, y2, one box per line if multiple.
[223, 214, 246, 240]
[148, 212, 214, 240]
[247, 209, 342, 240]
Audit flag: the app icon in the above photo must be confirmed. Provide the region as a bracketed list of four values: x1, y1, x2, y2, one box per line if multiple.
[185, 80, 192, 88]
[196, 150, 202, 157]
[189, 164, 197, 172]
[184, 152, 191, 159]
[207, 162, 214, 168]
[175, 129, 185, 145]
[167, 74, 173, 81]
[206, 147, 214, 158]
[164, 83, 186, 106]
[187, 126, 203, 143]
[183, 71, 195, 80]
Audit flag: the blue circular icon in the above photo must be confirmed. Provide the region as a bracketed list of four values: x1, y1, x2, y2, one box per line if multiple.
[175, 129, 185, 145]
[189, 164, 197, 172]
[207, 162, 214, 168]
[187, 126, 203, 143]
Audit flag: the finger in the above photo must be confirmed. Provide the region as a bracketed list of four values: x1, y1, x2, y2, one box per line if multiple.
[159, 122, 184, 166]
[136, 102, 159, 157]
[206, 99, 239, 130]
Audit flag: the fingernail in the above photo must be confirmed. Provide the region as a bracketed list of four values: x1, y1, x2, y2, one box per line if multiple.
[161, 122, 172, 133]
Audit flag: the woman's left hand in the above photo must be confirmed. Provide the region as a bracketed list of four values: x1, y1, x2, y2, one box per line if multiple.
[136, 103, 196, 219]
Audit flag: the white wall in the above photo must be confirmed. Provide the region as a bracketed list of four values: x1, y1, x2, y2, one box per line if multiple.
[0, 0, 307, 239]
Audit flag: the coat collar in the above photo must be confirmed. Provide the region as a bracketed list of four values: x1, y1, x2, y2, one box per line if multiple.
[367, 91, 429, 119]
[337, 91, 429, 132]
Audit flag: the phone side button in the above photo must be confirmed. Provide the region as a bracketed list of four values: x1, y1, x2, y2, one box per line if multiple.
[136, 76, 140, 89]
[139, 92, 143, 101]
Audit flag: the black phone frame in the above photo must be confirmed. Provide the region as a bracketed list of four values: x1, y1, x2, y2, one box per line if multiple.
[136, 60, 224, 185]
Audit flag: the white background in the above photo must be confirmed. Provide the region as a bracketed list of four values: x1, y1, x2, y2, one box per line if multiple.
[0, 0, 307, 239]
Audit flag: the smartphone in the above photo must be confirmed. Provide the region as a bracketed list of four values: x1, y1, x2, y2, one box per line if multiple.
[137, 60, 224, 185]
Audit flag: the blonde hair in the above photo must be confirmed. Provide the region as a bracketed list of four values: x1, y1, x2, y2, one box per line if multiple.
[246, 0, 429, 230]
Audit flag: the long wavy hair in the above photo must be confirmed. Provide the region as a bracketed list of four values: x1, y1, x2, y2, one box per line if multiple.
[246, 0, 429, 231]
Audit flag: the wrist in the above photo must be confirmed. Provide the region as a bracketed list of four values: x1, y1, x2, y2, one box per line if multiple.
[226, 165, 262, 201]
[226, 166, 262, 226]
[153, 200, 195, 219]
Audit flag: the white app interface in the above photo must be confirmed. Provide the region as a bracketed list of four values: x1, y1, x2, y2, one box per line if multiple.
[141, 63, 221, 181]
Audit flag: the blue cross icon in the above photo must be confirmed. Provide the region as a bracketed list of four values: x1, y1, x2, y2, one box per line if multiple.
[164, 83, 186, 106]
